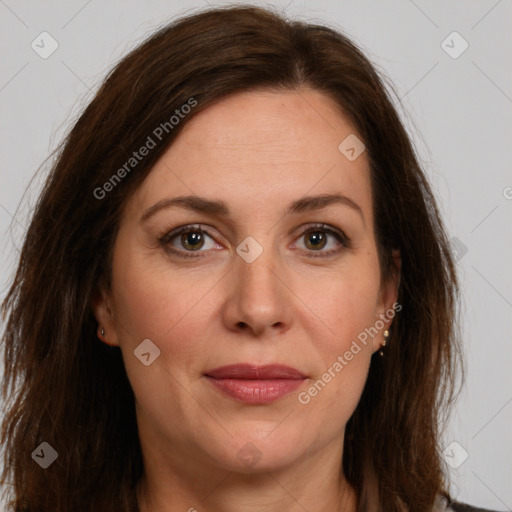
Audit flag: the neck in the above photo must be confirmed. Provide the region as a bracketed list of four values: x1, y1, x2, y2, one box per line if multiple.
[136, 446, 358, 512]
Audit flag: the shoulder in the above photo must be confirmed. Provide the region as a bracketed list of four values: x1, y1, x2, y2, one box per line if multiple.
[445, 501, 504, 512]
[435, 494, 504, 512]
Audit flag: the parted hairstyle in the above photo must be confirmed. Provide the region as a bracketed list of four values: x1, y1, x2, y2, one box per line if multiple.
[1, 4, 464, 511]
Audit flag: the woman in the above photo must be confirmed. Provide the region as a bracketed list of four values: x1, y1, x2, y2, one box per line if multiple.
[0, 5, 501, 512]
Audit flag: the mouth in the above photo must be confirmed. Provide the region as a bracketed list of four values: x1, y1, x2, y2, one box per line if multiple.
[204, 364, 307, 405]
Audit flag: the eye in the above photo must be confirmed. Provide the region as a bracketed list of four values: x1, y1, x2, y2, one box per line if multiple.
[293, 224, 349, 258]
[159, 224, 219, 258]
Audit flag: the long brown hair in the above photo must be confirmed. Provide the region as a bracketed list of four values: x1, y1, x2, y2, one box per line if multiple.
[1, 4, 464, 511]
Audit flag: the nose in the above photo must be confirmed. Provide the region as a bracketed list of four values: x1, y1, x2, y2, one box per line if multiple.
[222, 241, 293, 338]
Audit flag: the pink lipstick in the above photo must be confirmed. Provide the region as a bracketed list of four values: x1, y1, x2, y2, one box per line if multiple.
[204, 364, 307, 405]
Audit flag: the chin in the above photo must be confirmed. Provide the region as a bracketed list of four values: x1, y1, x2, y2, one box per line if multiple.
[209, 428, 308, 474]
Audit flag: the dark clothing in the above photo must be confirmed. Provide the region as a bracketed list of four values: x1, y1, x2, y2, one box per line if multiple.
[448, 501, 505, 512]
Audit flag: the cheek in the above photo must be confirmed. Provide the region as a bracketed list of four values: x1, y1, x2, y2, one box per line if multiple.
[110, 246, 220, 364]
[109, 251, 217, 421]
[295, 259, 380, 409]
[298, 287, 376, 429]
[302, 258, 381, 352]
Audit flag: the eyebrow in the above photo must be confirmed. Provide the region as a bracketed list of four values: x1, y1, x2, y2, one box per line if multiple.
[140, 193, 363, 223]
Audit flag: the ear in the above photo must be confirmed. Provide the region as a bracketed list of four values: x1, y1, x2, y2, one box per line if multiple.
[90, 285, 120, 347]
[372, 249, 401, 354]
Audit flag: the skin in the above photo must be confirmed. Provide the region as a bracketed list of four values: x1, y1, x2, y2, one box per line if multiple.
[92, 88, 401, 512]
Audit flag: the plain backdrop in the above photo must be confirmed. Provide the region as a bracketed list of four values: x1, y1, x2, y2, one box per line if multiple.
[1, 1, 511, 511]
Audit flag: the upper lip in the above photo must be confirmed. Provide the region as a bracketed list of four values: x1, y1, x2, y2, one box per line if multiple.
[204, 364, 307, 380]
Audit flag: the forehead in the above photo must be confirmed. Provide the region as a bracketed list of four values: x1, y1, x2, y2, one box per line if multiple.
[128, 88, 372, 223]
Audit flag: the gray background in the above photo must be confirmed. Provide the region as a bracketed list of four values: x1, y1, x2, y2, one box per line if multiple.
[1, 1, 511, 510]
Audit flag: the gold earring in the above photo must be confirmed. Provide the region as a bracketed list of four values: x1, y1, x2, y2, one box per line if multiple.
[380, 329, 389, 357]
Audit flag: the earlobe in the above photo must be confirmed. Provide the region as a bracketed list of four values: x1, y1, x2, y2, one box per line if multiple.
[90, 286, 119, 347]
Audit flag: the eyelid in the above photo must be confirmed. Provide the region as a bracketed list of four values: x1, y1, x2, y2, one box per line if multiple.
[159, 223, 216, 244]
[295, 223, 349, 246]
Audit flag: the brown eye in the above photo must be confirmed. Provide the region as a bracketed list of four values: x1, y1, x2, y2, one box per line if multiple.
[179, 230, 205, 251]
[294, 224, 349, 258]
[159, 224, 219, 259]
[303, 230, 328, 251]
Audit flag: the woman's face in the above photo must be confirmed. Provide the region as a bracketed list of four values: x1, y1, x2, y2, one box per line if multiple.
[93, 88, 399, 476]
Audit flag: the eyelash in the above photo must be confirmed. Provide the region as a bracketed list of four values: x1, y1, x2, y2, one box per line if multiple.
[158, 223, 350, 260]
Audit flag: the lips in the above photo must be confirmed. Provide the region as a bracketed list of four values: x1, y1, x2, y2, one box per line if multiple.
[205, 364, 306, 380]
[204, 364, 307, 405]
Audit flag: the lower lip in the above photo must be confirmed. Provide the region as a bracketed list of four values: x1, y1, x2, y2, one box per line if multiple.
[205, 377, 305, 404]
